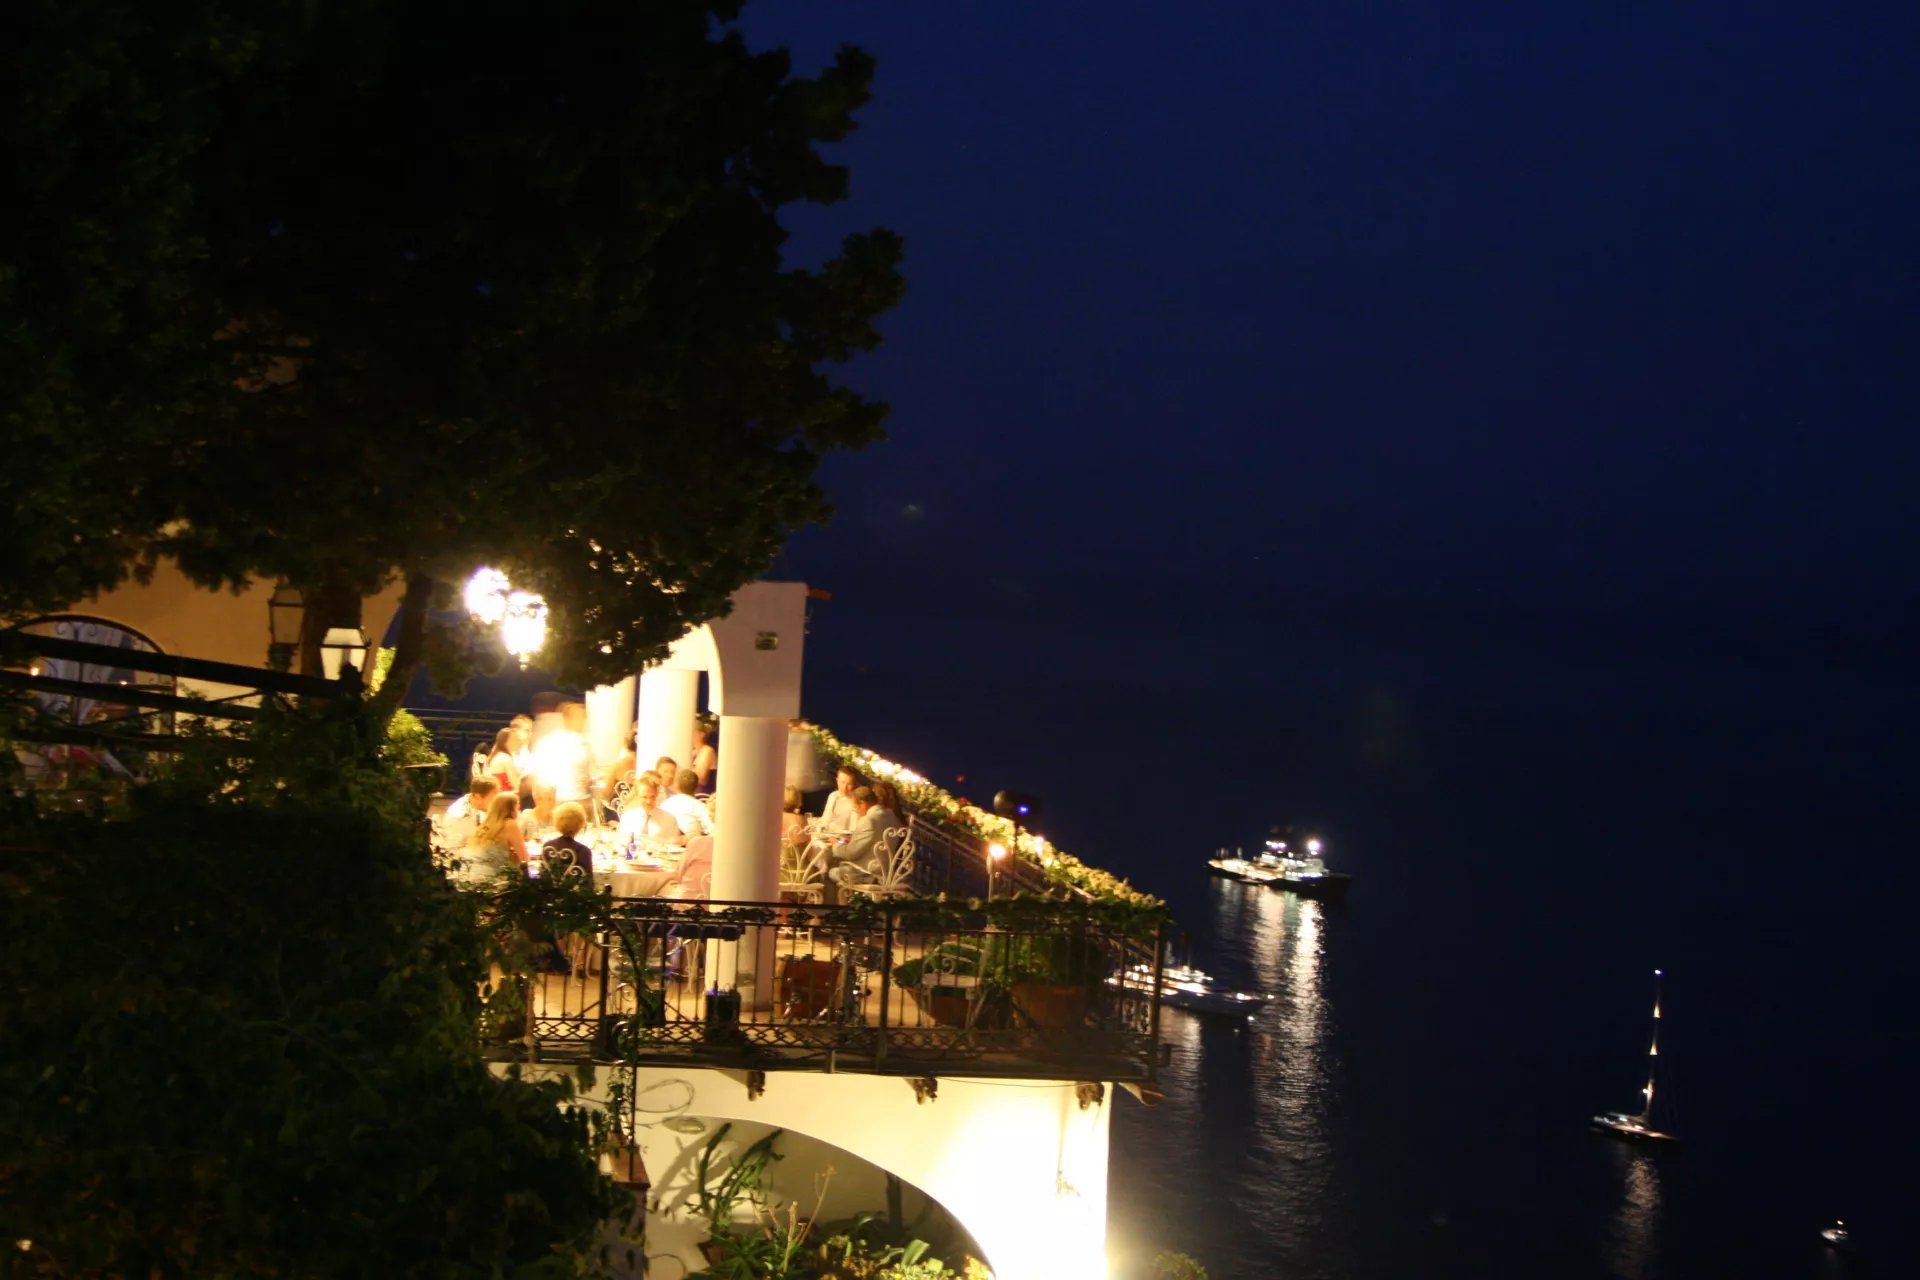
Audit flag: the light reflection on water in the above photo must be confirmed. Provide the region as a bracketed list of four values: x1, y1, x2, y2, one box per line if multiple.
[1194, 878, 1336, 1251]
[1606, 1145, 1662, 1279]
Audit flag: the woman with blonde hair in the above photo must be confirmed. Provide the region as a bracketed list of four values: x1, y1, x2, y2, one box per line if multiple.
[456, 792, 527, 888]
[542, 801, 594, 879]
[780, 784, 810, 848]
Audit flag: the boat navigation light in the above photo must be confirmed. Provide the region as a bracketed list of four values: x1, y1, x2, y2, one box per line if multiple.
[1654, 968, 1663, 976]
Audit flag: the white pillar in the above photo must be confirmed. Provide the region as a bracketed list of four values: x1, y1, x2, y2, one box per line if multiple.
[711, 714, 785, 1006]
[635, 667, 699, 776]
[584, 675, 636, 769]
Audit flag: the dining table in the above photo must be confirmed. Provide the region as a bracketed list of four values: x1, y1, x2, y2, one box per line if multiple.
[584, 825, 684, 898]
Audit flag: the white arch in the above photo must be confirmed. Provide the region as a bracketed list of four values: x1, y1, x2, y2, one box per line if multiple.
[587, 1066, 1113, 1280]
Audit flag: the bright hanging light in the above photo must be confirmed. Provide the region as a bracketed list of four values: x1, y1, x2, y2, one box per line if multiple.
[988, 842, 1008, 861]
[467, 566, 548, 666]
[500, 590, 548, 667]
[464, 566, 512, 624]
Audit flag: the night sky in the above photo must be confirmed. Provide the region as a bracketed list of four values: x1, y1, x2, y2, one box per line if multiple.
[724, 2, 1918, 861]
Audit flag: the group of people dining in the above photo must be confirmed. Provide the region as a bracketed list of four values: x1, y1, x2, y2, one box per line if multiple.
[435, 706, 911, 904]
[784, 764, 910, 902]
[436, 700, 720, 897]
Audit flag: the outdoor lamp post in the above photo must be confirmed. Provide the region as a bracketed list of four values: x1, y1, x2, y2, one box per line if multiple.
[266, 583, 303, 672]
[986, 841, 1008, 900]
[318, 626, 369, 684]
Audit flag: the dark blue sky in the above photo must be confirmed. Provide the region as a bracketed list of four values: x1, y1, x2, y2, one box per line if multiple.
[725, 3, 1918, 860]
[749, 2, 1915, 608]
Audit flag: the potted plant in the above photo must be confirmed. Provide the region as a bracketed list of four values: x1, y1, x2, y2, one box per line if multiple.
[891, 940, 1009, 1029]
[1005, 932, 1099, 1030]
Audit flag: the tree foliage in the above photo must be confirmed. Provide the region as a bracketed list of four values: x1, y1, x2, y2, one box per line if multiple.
[2, 0, 903, 694]
[0, 703, 623, 1277]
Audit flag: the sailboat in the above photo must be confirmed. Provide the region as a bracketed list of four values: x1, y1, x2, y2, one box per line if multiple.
[1590, 968, 1681, 1145]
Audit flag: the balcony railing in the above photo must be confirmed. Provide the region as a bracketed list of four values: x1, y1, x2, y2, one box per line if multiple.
[499, 897, 1165, 1082]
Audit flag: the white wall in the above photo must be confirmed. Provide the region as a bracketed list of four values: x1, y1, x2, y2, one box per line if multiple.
[556, 1066, 1114, 1280]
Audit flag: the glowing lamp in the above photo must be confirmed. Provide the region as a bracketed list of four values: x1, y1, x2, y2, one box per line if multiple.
[988, 842, 1008, 861]
[318, 627, 369, 682]
[500, 591, 548, 667]
[464, 566, 512, 623]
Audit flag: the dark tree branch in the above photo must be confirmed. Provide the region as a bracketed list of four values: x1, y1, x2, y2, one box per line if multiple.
[369, 572, 435, 728]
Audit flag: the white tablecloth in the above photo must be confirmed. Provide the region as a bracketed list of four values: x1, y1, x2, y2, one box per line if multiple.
[607, 867, 675, 898]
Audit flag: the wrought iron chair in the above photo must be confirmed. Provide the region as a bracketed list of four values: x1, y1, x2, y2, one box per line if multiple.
[913, 936, 1000, 1039]
[603, 778, 634, 816]
[841, 826, 916, 902]
[779, 836, 831, 904]
[661, 836, 714, 900]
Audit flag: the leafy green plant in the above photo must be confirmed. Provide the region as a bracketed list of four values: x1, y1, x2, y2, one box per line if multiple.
[1153, 1251, 1209, 1280]
[890, 931, 1101, 992]
[368, 648, 448, 774]
[0, 699, 622, 1277]
[891, 940, 994, 992]
[692, 1124, 787, 1239]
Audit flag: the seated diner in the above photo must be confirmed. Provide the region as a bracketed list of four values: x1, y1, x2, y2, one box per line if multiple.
[616, 774, 684, 846]
[541, 801, 593, 879]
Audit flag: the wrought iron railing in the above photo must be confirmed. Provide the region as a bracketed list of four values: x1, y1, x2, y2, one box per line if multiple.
[901, 813, 1071, 900]
[409, 708, 521, 788]
[501, 897, 1164, 1082]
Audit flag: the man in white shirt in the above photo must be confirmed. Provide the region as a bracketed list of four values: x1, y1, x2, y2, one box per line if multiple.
[616, 775, 684, 846]
[818, 766, 861, 835]
[660, 768, 713, 838]
[438, 777, 500, 848]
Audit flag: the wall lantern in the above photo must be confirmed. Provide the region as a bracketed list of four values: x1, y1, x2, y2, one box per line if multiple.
[499, 590, 549, 668]
[266, 583, 303, 673]
[319, 627, 369, 683]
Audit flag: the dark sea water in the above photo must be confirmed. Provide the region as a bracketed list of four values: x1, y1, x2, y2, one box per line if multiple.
[797, 588, 1920, 1279]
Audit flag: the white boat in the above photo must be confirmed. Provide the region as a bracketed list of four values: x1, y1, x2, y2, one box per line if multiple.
[1206, 849, 1282, 884]
[1820, 1220, 1851, 1249]
[1110, 962, 1271, 1016]
[1590, 969, 1681, 1145]
[1252, 834, 1352, 898]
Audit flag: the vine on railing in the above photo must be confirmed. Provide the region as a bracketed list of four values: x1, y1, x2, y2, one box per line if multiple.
[800, 721, 1162, 910]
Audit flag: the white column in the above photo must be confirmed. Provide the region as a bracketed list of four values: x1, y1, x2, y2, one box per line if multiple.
[711, 714, 785, 1006]
[634, 667, 699, 775]
[583, 675, 636, 769]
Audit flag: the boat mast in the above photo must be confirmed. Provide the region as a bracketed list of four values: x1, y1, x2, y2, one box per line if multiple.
[1637, 968, 1663, 1124]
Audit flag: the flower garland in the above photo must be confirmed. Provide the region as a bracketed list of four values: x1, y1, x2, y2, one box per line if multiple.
[799, 721, 1164, 910]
